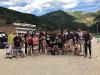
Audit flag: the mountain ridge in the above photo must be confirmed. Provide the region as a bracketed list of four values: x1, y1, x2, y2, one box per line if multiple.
[0, 6, 100, 33]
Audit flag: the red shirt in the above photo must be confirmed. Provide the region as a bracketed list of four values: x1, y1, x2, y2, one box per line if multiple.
[33, 37, 39, 45]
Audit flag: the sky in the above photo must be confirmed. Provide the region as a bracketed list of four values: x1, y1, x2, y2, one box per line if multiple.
[0, 0, 100, 16]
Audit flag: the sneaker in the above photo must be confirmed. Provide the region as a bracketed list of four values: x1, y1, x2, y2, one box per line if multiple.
[89, 56, 92, 59]
[84, 55, 87, 58]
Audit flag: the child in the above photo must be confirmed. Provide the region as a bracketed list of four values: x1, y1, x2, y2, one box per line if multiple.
[63, 41, 72, 55]
[27, 34, 33, 55]
[41, 38, 47, 54]
[73, 38, 80, 56]
[32, 34, 39, 55]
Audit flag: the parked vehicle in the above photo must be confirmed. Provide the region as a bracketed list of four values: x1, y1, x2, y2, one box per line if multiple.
[0, 32, 7, 48]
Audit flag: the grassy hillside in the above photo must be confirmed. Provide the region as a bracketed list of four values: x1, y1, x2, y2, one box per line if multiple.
[68, 11, 96, 26]
[68, 11, 100, 33]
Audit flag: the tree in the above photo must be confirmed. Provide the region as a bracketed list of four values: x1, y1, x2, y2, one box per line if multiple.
[6, 18, 11, 24]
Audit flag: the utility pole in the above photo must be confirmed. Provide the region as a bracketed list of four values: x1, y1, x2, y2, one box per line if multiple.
[97, 24, 98, 35]
[96, 23, 100, 43]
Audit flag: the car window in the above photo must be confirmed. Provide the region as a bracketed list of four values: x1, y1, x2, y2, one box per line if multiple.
[0, 34, 2, 37]
[2, 33, 6, 36]
[0, 33, 6, 37]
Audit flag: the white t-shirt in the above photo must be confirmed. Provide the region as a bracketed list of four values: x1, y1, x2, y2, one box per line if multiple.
[77, 31, 83, 40]
[64, 32, 68, 36]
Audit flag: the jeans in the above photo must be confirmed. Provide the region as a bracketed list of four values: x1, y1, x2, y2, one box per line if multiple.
[25, 43, 27, 54]
[84, 42, 91, 56]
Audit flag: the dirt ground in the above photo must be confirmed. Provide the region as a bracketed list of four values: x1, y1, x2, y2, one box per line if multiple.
[0, 26, 15, 34]
[0, 37, 100, 75]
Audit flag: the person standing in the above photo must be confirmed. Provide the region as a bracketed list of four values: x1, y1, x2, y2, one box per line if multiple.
[13, 33, 23, 57]
[24, 34, 28, 55]
[27, 34, 33, 55]
[77, 28, 84, 53]
[63, 29, 68, 43]
[7, 33, 14, 58]
[32, 34, 39, 55]
[41, 37, 47, 54]
[83, 30, 92, 58]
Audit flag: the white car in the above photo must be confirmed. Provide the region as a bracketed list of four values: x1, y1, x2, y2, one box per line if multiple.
[0, 32, 7, 48]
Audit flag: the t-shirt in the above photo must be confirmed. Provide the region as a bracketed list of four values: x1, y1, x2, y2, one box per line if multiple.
[77, 31, 83, 40]
[14, 36, 22, 47]
[83, 33, 91, 43]
[57, 38, 62, 43]
[28, 36, 33, 45]
[8, 34, 14, 44]
[33, 37, 39, 45]
[73, 33, 79, 44]
[64, 32, 68, 36]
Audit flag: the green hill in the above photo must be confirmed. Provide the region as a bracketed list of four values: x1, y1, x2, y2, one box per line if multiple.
[0, 7, 37, 25]
[38, 10, 77, 30]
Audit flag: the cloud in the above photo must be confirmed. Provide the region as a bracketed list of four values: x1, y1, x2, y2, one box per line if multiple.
[82, 0, 97, 5]
[84, 0, 96, 3]
[9, 6, 24, 11]
[0, 0, 20, 5]
[10, 0, 78, 15]
[61, 0, 78, 9]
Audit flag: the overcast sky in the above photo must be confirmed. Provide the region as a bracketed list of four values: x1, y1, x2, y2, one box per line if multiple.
[0, 0, 100, 16]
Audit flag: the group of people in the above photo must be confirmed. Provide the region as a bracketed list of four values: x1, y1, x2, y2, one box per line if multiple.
[6, 28, 93, 59]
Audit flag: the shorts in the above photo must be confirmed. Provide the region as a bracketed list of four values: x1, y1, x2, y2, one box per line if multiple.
[33, 46, 39, 50]
[79, 39, 84, 44]
[28, 45, 32, 50]
[14, 47, 22, 53]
